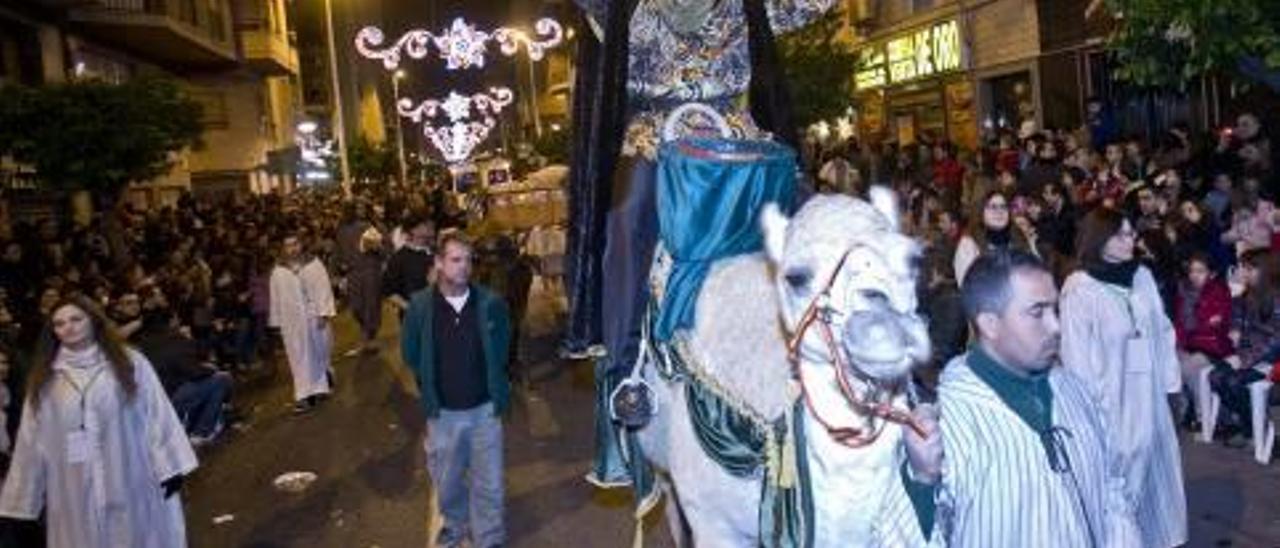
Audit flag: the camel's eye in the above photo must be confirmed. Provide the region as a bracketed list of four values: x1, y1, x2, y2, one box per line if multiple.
[859, 289, 889, 307]
[784, 267, 813, 290]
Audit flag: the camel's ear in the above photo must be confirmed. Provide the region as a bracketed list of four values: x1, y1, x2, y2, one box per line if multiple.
[868, 186, 900, 232]
[760, 202, 789, 264]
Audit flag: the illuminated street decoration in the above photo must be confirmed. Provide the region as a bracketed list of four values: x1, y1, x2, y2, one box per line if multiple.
[354, 17, 564, 71]
[398, 88, 515, 164]
[854, 19, 964, 91]
[836, 116, 855, 141]
[355, 16, 564, 164]
[295, 121, 335, 182]
[397, 88, 514, 124]
[491, 18, 565, 62]
[424, 120, 500, 164]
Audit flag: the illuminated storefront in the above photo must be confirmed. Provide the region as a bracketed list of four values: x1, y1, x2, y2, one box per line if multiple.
[852, 18, 977, 149]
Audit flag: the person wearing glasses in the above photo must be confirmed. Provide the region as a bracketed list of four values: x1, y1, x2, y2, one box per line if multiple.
[953, 191, 1035, 285]
[883, 250, 1139, 547]
[1059, 209, 1187, 547]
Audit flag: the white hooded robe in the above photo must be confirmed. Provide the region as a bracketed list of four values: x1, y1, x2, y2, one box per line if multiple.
[0, 347, 198, 548]
[270, 258, 336, 401]
[1059, 267, 1188, 548]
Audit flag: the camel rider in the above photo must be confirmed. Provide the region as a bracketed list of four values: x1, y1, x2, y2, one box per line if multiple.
[566, 0, 836, 491]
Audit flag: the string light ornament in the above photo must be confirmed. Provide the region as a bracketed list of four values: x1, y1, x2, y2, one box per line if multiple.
[354, 17, 564, 71]
[398, 88, 514, 124]
[398, 88, 515, 164]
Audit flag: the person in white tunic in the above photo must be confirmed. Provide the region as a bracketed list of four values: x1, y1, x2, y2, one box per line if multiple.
[1059, 210, 1187, 547]
[0, 296, 197, 548]
[883, 250, 1139, 547]
[270, 233, 336, 413]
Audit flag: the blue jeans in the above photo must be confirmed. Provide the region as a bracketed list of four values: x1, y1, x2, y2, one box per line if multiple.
[171, 372, 233, 437]
[424, 403, 504, 548]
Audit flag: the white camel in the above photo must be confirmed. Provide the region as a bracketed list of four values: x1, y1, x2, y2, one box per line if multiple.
[632, 190, 930, 547]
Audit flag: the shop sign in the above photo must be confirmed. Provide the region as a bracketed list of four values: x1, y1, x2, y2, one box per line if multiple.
[855, 19, 965, 91]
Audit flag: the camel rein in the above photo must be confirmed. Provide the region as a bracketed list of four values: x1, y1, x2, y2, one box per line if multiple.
[784, 250, 925, 448]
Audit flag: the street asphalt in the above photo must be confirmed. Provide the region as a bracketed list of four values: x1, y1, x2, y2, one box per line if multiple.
[183, 282, 1280, 547]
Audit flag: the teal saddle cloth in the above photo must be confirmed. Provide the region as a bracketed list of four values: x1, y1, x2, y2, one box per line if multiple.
[653, 137, 796, 342]
[642, 137, 812, 546]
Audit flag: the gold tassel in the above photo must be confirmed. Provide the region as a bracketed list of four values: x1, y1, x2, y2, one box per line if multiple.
[779, 411, 797, 489]
[765, 433, 780, 486]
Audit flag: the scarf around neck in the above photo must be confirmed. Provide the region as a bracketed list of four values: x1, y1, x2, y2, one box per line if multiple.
[54, 344, 104, 371]
[986, 226, 1012, 248]
[967, 345, 1070, 471]
[1087, 259, 1139, 289]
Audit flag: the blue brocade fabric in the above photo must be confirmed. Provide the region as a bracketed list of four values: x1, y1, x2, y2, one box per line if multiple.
[654, 138, 796, 341]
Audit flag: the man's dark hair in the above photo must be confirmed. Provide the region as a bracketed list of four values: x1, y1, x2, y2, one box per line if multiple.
[961, 249, 1053, 322]
[437, 230, 473, 255]
[404, 212, 433, 232]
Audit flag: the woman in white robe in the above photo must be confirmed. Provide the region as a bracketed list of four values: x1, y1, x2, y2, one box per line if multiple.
[1059, 210, 1187, 548]
[0, 297, 198, 548]
[270, 235, 336, 412]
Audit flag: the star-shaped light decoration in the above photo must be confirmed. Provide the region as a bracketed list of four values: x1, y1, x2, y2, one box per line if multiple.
[398, 88, 514, 124]
[355, 18, 564, 72]
[435, 18, 491, 70]
[440, 92, 474, 122]
[836, 116, 855, 142]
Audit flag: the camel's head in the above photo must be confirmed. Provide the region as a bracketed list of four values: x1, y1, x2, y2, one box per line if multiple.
[762, 189, 929, 381]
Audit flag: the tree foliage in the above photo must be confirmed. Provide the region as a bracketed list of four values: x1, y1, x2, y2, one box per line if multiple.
[0, 77, 203, 197]
[778, 9, 857, 129]
[533, 127, 569, 164]
[1104, 0, 1280, 89]
[348, 136, 397, 184]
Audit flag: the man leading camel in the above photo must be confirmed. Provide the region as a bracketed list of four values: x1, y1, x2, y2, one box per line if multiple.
[883, 250, 1140, 546]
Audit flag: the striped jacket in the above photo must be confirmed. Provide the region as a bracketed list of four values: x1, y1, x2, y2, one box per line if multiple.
[875, 354, 1139, 547]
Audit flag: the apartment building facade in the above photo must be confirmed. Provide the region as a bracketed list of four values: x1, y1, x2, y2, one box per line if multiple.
[0, 0, 303, 208]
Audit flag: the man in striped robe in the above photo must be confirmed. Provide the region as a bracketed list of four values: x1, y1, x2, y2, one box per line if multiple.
[878, 250, 1141, 547]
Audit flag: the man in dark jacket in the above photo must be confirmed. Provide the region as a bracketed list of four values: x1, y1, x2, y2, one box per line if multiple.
[399, 232, 510, 548]
[1036, 180, 1077, 259]
[382, 215, 435, 315]
[134, 306, 233, 445]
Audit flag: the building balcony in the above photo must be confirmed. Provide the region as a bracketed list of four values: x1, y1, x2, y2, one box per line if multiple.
[239, 27, 298, 76]
[59, 0, 237, 68]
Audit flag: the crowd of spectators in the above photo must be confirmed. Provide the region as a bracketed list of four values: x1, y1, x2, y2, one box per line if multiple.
[0, 176, 551, 462]
[815, 111, 1279, 449]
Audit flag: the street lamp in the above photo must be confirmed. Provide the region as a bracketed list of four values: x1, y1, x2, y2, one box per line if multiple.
[392, 69, 409, 185]
[528, 51, 542, 139]
[322, 0, 351, 194]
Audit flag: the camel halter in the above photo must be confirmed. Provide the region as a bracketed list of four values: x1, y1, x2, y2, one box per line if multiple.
[784, 248, 925, 448]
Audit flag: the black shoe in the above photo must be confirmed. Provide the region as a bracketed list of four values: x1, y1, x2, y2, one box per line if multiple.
[292, 398, 316, 414]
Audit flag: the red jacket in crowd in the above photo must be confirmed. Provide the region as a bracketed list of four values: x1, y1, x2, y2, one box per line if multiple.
[933, 157, 965, 190]
[995, 148, 1021, 175]
[1173, 278, 1235, 359]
